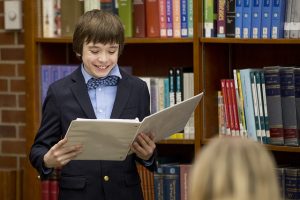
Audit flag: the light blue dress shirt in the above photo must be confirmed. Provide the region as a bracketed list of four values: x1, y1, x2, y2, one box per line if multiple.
[81, 64, 122, 119]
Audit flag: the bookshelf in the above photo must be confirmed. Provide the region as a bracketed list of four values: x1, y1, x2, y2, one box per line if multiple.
[24, 0, 201, 200]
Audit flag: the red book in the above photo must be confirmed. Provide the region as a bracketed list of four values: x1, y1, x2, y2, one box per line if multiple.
[145, 0, 160, 37]
[49, 179, 58, 200]
[220, 79, 231, 135]
[133, 0, 146, 37]
[41, 180, 50, 200]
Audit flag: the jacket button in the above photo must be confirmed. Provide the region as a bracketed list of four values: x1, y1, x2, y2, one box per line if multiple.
[103, 176, 109, 181]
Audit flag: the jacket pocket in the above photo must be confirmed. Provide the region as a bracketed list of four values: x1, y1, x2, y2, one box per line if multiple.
[60, 176, 87, 190]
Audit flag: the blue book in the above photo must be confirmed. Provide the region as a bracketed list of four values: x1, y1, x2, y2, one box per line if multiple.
[242, 0, 252, 38]
[295, 68, 300, 141]
[164, 78, 170, 108]
[235, 0, 243, 38]
[180, 0, 188, 37]
[154, 166, 164, 200]
[251, 0, 262, 38]
[271, 0, 286, 38]
[41, 65, 51, 103]
[240, 69, 259, 141]
[261, 0, 272, 38]
[166, 0, 173, 37]
[285, 167, 300, 199]
[162, 164, 180, 200]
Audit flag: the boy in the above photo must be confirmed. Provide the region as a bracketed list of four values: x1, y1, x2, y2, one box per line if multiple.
[30, 10, 156, 200]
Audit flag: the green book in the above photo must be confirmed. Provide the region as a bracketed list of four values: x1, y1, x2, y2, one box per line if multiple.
[118, 0, 133, 37]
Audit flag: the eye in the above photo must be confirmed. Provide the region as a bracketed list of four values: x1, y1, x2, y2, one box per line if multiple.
[90, 50, 99, 54]
[108, 51, 116, 55]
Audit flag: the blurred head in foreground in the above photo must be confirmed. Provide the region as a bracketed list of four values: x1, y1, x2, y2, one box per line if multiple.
[189, 137, 281, 200]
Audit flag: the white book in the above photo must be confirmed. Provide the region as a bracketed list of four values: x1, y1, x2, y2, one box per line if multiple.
[64, 93, 203, 160]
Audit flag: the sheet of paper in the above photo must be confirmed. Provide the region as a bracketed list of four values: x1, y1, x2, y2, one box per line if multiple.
[135, 92, 203, 142]
[64, 119, 140, 160]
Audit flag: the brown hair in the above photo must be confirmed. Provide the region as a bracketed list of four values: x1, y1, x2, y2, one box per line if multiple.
[72, 9, 125, 60]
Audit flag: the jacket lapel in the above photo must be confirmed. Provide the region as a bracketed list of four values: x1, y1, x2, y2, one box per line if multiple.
[110, 70, 132, 119]
[70, 67, 96, 119]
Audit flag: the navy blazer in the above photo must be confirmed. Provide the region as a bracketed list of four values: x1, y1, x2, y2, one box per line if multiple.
[30, 66, 156, 200]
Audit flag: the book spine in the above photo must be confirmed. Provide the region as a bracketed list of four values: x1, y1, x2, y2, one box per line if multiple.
[204, 0, 214, 37]
[290, 0, 300, 38]
[295, 68, 300, 140]
[280, 67, 299, 146]
[260, 71, 271, 144]
[175, 68, 183, 104]
[251, 0, 262, 38]
[229, 79, 240, 136]
[225, 0, 236, 38]
[159, 0, 167, 37]
[180, 164, 191, 200]
[255, 71, 267, 144]
[285, 168, 300, 199]
[145, 0, 160, 37]
[187, 0, 193, 37]
[217, 0, 226, 38]
[180, 0, 188, 37]
[271, 0, 286, 39]
[284, 0, 292, 38]
[118, 0, 133, 37]
[261, 0, 272, 38]
[242, 0, 252, 38]
[172, 0, 181, 38]
[162, 165, 180, 200]
[133, 0, 146, 38]
[263, 66, 284, 145]
[221, 79, 231, 135]
[250, 71, 262, 142]
[169, 68, 176, 106]
[235, 0, 243, 38]
[218, 91, 226, 136]
[226, 79, 235, 136]
[166, 0, 173, 37]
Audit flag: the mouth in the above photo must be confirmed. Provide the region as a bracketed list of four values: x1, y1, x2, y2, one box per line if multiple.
[95, 65, 108, 70]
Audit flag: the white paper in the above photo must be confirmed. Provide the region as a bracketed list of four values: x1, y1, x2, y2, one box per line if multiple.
[64, 92, 203, 161]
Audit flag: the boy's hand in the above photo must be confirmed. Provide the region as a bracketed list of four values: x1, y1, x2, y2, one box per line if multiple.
[43, 137, 82, 168]
[130, 133, 156, 161]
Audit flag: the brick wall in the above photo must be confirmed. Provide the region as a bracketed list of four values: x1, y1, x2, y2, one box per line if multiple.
[0, 0, 26, 169]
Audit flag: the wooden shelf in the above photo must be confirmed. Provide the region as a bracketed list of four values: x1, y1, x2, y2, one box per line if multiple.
[158, 139, 194, 145]
[201, 37, 300, 44]
[36, 37, 194, 44]
[202, 139, 300, 153]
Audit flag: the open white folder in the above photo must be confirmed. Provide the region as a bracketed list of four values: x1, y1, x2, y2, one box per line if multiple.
[64, 92, 203, 161]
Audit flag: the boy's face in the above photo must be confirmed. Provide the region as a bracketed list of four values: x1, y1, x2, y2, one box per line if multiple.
[82, 41, 119, 78]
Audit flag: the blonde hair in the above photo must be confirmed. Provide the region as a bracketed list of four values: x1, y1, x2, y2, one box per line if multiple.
[189, 137, 281, 200]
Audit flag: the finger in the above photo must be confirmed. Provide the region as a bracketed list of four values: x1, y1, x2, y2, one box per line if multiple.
[53, 137, 68, 150]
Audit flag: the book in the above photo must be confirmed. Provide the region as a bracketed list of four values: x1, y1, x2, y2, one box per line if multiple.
[64, 93, 203, 160]
[280, 67, 299, 146]
[220, 79, 231, 135]
[240, 69, 259, 141]
[118, 0, 133, 37]
[242, 0, 251, 38]
[261, 0, 272, 38]
[284, 0, 293, 38]
[285, 167, 300, 199]
[179, 164, 191, 200]
[145, 0, 160, 37]
[260, 71, 271, 144]
[166, 0, 173, 37]
[162, 164, 180, 200]
[225, 0, 236, 38]
[187, 0, 193, 37]
[158, 0, 167, 37]
[263, 66, 284, 145]
[295, 68, 300, 144]
[251, 0, 262, 38]
[61, 0, 83, 37]
[290, 0, 300, 38]
[271, 0, 286, 39]
[133, 0, 146, 37]
[217, 0, 226, 38]
[235, 0, 243, 38]
[204, 0, 214, 37]
[172, 0, 181, 38]
[180, 0, 188, 37]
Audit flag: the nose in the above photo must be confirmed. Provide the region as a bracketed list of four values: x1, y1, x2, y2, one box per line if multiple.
[98, 52, 108, 63]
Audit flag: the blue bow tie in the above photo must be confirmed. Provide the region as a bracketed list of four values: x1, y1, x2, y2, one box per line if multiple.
[87, 75, 119, 90]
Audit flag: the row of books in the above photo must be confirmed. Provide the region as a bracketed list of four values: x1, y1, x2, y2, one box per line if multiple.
[277, 166, 300, 199]
[42, 0, 194, 38]
[218, 66, 300, 146]
[140, 68, 195, 139]
[204, 0, 300, 39]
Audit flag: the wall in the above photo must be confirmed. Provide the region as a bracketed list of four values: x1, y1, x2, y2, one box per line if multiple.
[0, 0, 26, 170]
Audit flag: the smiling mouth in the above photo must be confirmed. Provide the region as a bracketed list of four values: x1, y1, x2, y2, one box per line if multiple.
[95, 65, 108, 69]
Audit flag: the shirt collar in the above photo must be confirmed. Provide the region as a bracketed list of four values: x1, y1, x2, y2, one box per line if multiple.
[81, 64, 122, 84]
